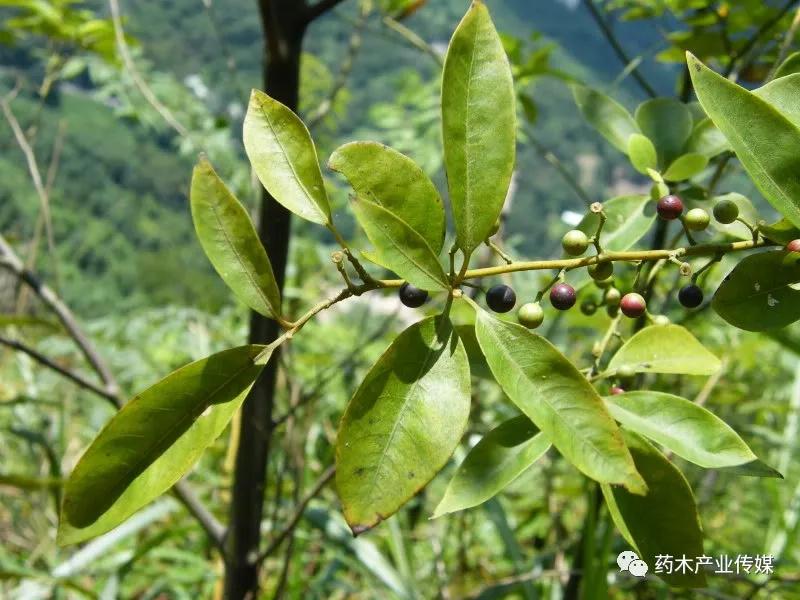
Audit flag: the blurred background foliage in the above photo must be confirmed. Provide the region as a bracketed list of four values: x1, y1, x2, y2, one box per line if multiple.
[2, 0, 800, 597]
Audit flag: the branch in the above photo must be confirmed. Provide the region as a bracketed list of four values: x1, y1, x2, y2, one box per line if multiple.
[725, 0, 800, 78]
[304, 0, 348, 24]
[255, 465, 335, 565]
[107, 0, 188, 136]
[582, 0, 657, 98]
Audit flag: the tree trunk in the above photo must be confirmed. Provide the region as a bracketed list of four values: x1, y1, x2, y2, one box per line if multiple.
[224, 2, 307, 598]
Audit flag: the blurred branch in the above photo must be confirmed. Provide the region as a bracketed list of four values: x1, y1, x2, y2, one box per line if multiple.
[382, 16, 443, 66]
[582, 0, 657, 98]
[307, 1, 369, 129]
[201, 0, 246, 99]
[725, 0, 799, 78]
[526, 130, 593, 207]
[107, 0, 188, 136]
[304, 0, 349, 23]
[255, 465, 335, 566]
[767, 5, 800, 80]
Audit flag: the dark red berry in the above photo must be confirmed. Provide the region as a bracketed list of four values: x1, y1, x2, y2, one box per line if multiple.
[399, 283, 428, 307]
[787, 239, 800, 253]
[678, 283, 704, 308]
[550, 283, 577, 311]
[657, 195, 684, 220]
[486, 284, 516, 313]
[620, 292, 647, 318]
[610, 386, 625, 396]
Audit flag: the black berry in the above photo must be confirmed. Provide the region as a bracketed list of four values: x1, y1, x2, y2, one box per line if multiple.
[399, 283, 428, 307]
[550, 283, 577, 311]
[486, 284, 516, 313]
[678, 283, 704, 308]
[657, 195, 684, 220]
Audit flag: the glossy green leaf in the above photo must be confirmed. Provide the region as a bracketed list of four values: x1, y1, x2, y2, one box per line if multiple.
[474, 310, 646, 494]
[760, 218, 800, 244]
[336, 316, 470, 533]
[627, 133, 658, 174]
[577, 195, 655, 252]
[433, 416, 551, 517]
[602, 431, 706, 588]
[442, 1, 515, 255]
[606, 392, 779, 476]
[243, 89, 330, 225]
[328, 142, 445, 253]
[684, 117, 730, 158]
[59, 345, 268, 545]
[350, 196, 449, 291]
[572, 84, 640, 153]
[635, 98, 693, 166]
[754, 73, 800, 130]
[712, 251, 800, 331]
[608, 324, 721, 376]
[689, 53, 800, 228]
[190, 158, 281, 319]
[774, 51, 800, 79]
[663, 152, 708, 182]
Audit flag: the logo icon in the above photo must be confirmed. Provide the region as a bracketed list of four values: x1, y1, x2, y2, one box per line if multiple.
[618, 550, 648, 577]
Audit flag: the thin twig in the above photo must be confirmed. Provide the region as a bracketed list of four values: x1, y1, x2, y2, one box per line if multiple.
[725, 0, 799, 78]
[304, 0, 349, 23]
[255, 465, 336, 565]
[382, 16, 443, 66]
[107, 0, 188, 136]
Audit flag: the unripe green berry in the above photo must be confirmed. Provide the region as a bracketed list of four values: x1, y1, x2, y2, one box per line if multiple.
[588, 261, 614, 281]
[684, 208, 710, 231]
[617, 365, 637, 379]
[518, 302, 545, 329]
[713, 199, 739, 224]
[580, 300, 597, 316]
[606, 304, 619, 317]
[604, 287, 621, 307]
[653, 315, 670, 326]
[562, 229, 589, 256]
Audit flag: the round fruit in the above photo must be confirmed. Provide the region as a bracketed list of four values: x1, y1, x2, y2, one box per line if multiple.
[786, 239, 800, 253]
[684, 208, 710, 231]
[580, 300, 597, 316]
[657, 195, 684, 220]
[486, 284, 517, 313]
[713, 199, 739, 224]
[653, 315, 671, 326]
[518, 302, 545, 329]
[562, 229, 590, 256]
[399, 283, 428, 307]
[606, 304, 619, 317]
[617, 365, 637, 379]
[620, 292, 647, 318]
[594, 276, 613, 289]
[550, 283, 577, 311]
[604, 287, 621, 307]
[678, 283, 704, 308]
[588, 261, 614, 281]
[610, 386, 625, 395]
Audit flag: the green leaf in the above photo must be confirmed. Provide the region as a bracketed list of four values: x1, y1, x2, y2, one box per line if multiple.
[577, 195, 655, 252]
[59, 345, 268, 545]
[474, 310, 646, 494]
[754, 73, 800, 130]
[328, 142, 445, 253]
[243, 89, 330, 225]
[572, 84, 640, 153]
[190, 158, 281, 319]
[627, 133, 658, 174]
[712, 251, 800, 331]
[774, 51, 800, 79]
[601, 431, 706, 588]
[350, 196, 449, 291]
[442, 1, 515, 255]
[688, 53, 800, 229]
[605, 392, 779, 476]
[635, 98, 693, 167]
[608, 324, 721, 376]
[760, 218, 800, 244]
[336, 316, 470, 533]
[684, 117, 730, 158]
[663, 152, 708, 182]
[433, 416, 551, 517]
